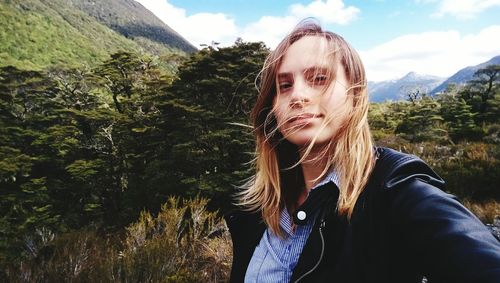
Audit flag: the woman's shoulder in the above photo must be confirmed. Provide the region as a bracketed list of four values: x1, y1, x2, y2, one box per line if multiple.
[358, 146, 451, 220]
[224, 208, 265, 240]
[370, 147, 445, 192]
[361, 148, 500, 281]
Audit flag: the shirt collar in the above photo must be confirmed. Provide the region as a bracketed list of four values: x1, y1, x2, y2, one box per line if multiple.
[310, 169, 340, 191]
[280, 169, 340, 234]
[280, 207, 294, 235]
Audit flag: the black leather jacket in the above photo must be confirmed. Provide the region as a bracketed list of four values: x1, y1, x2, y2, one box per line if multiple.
[225, 148, 500, 283]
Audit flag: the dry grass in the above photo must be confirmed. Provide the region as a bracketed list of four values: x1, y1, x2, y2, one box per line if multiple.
[462, 199, 500, 224]
[6, 197, 232, 283]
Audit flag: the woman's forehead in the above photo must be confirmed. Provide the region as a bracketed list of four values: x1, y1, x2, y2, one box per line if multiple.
[277, 36, 337, 74]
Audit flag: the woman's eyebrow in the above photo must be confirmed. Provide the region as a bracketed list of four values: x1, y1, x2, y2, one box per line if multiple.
[304, 66, 329, 75]
[277, 73, 292, 80]
[277, 66, 331, 80]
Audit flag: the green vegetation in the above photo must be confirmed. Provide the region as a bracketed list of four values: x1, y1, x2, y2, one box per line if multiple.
[369, 65, 500, 202]
[0, 0, 189, 71]
[0, 35, 498, 281]
[0, 42, 267, 280]
[67, 0, 197, 53]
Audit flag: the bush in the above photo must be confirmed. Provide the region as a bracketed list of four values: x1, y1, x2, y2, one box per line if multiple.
[372, 141, 500, 200]
[462, 199, 500, 224]
[4, 197, 232, 283]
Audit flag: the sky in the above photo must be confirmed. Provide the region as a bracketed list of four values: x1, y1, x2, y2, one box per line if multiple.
[135, 0, 500, 81]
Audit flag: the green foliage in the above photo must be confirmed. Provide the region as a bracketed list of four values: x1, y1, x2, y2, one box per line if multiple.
[0, 66, 65, 264]
[0, 0, 187, 71]
[156, 41, 269, 210]
[369, 65, 499, 201]
[65, 159, 104, 182]
[0, 146, 33, 182]
[438, 93, 483, 142]
[483, 93, 500, 123]
[0, 52, 176, 265]
[458, 64, 500, 122]
[0, 39, 268, 271]
[395, 97, 447, 142]
[369, 102, 406, 140]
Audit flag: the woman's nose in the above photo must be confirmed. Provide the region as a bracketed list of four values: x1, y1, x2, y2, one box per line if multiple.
[289, 79, 310, 108]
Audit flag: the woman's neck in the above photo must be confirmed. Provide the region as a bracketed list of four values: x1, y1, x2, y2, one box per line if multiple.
[301, 160, 327, 191]
[296, 147, 329, 206]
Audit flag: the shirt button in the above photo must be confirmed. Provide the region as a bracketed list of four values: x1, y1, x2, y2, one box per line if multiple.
[297, 211, 306, 221]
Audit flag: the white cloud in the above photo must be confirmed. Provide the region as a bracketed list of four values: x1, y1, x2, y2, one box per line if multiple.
[135, 0, 360, 49]
[240, 16, 298, 49]
[135, 0, 238, 47]
[136, 1, 499, 82]
[417, 0, 500, 19]
[289, 0, 360, 25]
[241, 0, 360, 48]
[360, 25, 500, 81]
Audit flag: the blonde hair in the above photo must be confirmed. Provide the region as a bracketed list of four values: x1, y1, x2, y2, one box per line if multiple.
[237, 20, 375, 237]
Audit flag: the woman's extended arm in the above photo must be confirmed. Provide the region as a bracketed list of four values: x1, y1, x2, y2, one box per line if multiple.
[392, 178, 500, 282]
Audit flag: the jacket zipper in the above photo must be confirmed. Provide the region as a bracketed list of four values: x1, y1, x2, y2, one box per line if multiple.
[294, 220, 326, 283]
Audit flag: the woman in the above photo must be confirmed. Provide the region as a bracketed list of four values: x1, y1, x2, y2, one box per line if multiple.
[225, 20, 500, 283]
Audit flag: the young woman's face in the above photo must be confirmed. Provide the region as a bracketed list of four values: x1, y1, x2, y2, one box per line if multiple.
[273, 35, 352, 148]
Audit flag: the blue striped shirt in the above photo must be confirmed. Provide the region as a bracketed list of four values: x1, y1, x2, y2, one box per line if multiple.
[244, 171, 340, 283]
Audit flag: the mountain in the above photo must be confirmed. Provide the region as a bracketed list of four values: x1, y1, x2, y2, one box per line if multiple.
[68, 0, 196, 54]
[368, 72, 445, 102]
[0, 0, 195, 70]
[431, 55, 500, 94]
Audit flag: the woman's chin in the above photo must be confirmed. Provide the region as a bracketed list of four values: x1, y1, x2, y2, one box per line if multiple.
[284, 134, 331, 148]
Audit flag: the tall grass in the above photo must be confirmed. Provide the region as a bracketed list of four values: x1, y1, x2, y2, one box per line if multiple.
[5, 197, 232, 283]
[462, 199, 500, 224]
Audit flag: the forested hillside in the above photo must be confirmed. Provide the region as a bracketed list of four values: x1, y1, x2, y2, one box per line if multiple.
[0, 42, 268, 281]
[0, 0, 194, 70]
[69, 0, 196, 53]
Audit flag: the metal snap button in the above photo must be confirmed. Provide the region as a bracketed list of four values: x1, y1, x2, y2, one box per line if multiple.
[297, 210, 306, 221]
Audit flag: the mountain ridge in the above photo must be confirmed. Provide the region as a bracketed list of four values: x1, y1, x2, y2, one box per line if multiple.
[67, 0, 196, 53]
[431, 55, 500, 94]
[0, 0, 195, 70]
[368, 55, 500, 102]
[368, 71, 444, 102]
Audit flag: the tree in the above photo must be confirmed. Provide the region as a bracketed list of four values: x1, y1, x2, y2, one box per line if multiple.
[159, 40, 269, 210]
[460, 64, 500, 121]
[400, 84, 428, 104]
[438, 93, 482, 142]
[395, 97, 447, 142]
[0, 66, 63, 262]
[91, 52, 146, 113]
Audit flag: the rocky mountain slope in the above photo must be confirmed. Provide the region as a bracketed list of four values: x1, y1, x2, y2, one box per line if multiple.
[432, 55, 500, 94]
[368, 72, 444, 102]
[368, 55, 500, 102]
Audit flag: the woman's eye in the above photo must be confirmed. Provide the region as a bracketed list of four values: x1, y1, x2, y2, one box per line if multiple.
[311, 74, 328, 85]
[278, 82, 292, 92]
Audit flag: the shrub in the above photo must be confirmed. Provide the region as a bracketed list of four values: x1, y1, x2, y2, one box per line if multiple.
[462, 199, 500, 224]
[4, 197, 232, 283]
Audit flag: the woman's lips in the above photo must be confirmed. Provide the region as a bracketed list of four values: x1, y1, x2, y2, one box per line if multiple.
[287, 113, 323, 125]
